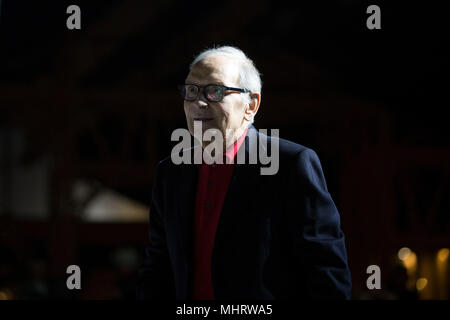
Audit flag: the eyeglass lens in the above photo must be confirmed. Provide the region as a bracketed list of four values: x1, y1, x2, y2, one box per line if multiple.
[183, 85, 223, 102]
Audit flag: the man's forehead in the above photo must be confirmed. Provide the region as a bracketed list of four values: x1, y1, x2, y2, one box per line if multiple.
[186, 55, 240, 84]
[185, 70, 225, 84]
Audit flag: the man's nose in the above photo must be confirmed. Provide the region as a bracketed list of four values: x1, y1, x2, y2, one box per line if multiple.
[195, 95, 208, 109]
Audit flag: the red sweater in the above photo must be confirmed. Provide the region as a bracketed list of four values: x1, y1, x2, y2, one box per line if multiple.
[192, 128, 248, 300]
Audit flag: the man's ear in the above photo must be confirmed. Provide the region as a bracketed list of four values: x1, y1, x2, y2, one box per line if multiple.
[244, 93, 261, 120]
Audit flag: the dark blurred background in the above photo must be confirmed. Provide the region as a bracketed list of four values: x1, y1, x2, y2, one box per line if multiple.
[0, 0, 449, 300]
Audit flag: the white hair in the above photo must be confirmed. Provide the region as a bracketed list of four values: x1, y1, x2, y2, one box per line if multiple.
[190, 45, 262, 94]
[190, 46, 262, 124]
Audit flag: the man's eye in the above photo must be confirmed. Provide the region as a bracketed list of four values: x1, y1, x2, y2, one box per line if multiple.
[209, 86, 221, 94]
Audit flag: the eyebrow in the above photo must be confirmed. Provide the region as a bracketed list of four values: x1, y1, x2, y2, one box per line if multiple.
[184, 81, 226, 86]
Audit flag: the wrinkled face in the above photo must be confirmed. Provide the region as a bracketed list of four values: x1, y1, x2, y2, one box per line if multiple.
[184, 55, 248, 145]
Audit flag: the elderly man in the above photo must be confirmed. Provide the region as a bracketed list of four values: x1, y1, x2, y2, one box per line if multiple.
[137, 46, 351, 299]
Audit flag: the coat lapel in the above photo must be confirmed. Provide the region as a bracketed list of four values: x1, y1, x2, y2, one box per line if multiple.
[175, 147, 199, 299]
[212, 126, 263, 251]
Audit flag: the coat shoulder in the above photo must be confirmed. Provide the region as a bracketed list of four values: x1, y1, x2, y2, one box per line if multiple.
[267, 133, 314, 160]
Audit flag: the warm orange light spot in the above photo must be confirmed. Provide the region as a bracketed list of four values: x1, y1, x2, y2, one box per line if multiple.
[398, 248, 417, 277]
[0, 290, 11, 300]
[416, 278, 428, 291]
[437, 248, 450, 262]
[398, 247, 411, 261]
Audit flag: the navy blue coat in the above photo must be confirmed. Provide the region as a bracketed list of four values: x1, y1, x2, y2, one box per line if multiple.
[137, 125, 352, 299]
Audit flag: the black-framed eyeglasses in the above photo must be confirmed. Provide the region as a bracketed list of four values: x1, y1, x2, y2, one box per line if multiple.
[178, 84, 250, 102]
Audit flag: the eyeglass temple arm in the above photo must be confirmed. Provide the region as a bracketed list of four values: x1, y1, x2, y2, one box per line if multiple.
[224, 86, 250, 93]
